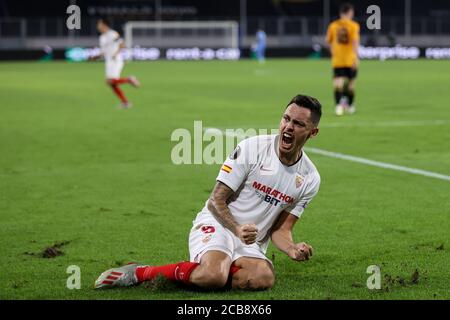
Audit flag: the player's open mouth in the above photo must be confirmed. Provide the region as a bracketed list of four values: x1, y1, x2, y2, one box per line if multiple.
[281, 132, 294, 150]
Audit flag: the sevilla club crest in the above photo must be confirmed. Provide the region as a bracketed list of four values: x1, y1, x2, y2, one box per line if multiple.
[295, 175, 303, 188]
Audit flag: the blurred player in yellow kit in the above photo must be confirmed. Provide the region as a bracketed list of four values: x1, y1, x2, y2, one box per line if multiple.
[326, 3, 360, 116]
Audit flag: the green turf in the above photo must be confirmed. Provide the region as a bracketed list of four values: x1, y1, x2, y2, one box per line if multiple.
[0, 59, 449, 299]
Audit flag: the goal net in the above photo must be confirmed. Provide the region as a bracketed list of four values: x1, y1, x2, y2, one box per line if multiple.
[124, 21, 239, 49]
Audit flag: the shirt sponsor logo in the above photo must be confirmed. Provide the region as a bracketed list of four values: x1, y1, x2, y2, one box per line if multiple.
[252, 181, 294, 207]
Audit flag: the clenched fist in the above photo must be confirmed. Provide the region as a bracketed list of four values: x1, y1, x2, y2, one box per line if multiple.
[287, 242, 313, 261]
[236, 224, 258, 245]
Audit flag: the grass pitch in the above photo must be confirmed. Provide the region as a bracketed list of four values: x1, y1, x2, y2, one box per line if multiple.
[0, 59, 449, 299]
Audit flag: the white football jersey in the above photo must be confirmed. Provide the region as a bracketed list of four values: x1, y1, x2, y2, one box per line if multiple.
[99, 29, 123, 61]
[196, 134, 321, 250]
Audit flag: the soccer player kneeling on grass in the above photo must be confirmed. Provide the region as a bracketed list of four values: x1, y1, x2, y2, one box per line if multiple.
[95, 94, 322, 290]
[93, 18, 140, 109]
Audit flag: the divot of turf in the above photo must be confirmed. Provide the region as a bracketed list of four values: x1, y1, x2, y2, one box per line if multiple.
[42, 240, 71, 258]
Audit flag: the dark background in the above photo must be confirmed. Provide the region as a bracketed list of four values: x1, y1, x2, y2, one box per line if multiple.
[1, 0, 449, 19]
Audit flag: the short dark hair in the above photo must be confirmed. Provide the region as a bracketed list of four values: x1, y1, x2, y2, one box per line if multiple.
[286, 94, 322, 126]
[340, 2, 354, 14]
[98, 17, 110, 27]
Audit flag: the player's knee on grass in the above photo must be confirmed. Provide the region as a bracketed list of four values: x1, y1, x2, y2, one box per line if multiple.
[201, 270, 229, 288]
[247, 267, 275, 290]
[233, 259, 275, 290]
[192, 265, 229, 288]
[190, 251, 230, 288]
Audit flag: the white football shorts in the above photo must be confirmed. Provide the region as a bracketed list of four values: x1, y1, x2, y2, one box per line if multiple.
[105, 59, 124, 79]
[189, 213, 271, 264]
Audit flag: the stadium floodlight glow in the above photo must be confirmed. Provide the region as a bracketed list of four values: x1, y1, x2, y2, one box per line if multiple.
[124, 21, 239, 49]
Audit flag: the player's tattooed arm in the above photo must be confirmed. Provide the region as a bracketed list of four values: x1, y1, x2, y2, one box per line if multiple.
[208, 181, 258, 245]
[207, 181, 237, 230]
[270, 211, 313, 262]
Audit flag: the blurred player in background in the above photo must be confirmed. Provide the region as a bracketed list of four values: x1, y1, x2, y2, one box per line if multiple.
[254, 29, 267, 64]
[95, 18, 140, 109]
[326, 3, 360, 116]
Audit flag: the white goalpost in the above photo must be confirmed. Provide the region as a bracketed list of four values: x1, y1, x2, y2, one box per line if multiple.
[124, 21, 239, 49]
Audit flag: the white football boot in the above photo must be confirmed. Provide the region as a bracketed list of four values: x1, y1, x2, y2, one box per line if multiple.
[118, 101, 133, 109]
[128, 76, 141, 88]
[94, 263, 139, 289]
[347, 104, 356, 114]
[335, 104, 345, 116]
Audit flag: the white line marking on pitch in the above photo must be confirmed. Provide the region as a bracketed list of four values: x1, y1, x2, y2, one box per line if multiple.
[204, 127, 450, 182]
[319, 119, 450, 128]
[241, 120, 450, 129]
[304, 147, 450, 181]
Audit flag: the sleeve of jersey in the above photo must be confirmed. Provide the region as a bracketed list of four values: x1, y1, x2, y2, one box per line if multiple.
[216, 139, 253, 192]
[286, 173, 321, 218]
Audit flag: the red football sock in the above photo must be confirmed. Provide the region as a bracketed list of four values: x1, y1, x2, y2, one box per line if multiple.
[111, 78, 130, 85]
[110, 84, 128, 103]
[135, 262, 199, 285]
[229, 262, 241, 275]
[225, 262, 242, 288]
